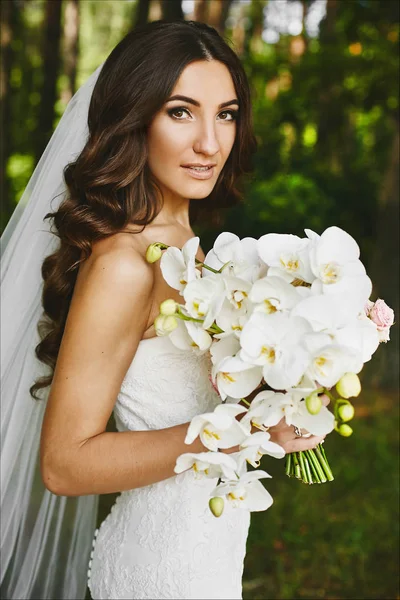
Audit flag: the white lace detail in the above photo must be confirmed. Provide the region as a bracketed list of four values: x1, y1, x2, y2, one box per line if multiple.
[87, 336, 250, 599]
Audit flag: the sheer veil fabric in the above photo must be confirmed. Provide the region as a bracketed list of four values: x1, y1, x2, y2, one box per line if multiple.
[1, 64, 104, 599]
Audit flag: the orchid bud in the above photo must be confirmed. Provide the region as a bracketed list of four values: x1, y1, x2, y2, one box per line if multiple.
[145, 243, 162, 263]
[209, 496, 225, 518]
[305, 392, 322, 415]
[336, 373, 361, 399]
[337, 402, 355, 422]
[154, 314, 178, 336]
[160, 299, 178, 316]
[337, 423, 353, 437]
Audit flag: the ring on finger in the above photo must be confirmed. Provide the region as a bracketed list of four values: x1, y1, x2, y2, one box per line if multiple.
[293, 425, 303, 437]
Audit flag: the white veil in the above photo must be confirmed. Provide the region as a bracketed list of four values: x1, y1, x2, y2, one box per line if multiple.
[1, 64, 104, 599]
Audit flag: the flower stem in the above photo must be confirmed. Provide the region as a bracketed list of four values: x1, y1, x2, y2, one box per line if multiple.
[175, 309, 224, 334]
[194, 258, 220, 274]
[305, 450, 320, 483]
[298, 451, 309, 484]
[303, 453, 314, 484]
[285, 453, 292, 476]
[293, 452, 302, 479]
[305, 449, 327, 483]
[314, 444, 334, 481]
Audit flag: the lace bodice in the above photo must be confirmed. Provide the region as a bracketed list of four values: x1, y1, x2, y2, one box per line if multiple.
[88, 335, 250, 600]
[114, 335, 221, 432]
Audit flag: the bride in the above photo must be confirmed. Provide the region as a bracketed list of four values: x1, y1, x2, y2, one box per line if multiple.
[1, 20, 326, 600]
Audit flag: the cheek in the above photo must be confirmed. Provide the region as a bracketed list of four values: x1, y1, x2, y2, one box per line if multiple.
[219, 125, 236, 158]
[147, 121, 188, 169]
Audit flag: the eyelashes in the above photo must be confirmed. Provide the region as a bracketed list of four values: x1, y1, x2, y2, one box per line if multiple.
[167, 106, 239, 122]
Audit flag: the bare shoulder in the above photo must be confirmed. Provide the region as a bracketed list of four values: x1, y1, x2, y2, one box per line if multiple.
[78, 231, 154, 291]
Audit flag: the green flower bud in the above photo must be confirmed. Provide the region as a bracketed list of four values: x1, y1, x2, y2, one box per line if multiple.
[337, 423, 353, 437]
[209, 496, 225, 518]
[336, 373, 361, 399]
[160, 299, 178, 316]
[154, 314, 178, 336]
[337, 403, 355, 422]
[145, 243, 162, 263]
[305, 392, 323, 415]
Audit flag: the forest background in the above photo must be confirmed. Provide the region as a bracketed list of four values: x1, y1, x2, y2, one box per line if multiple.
[1, 0, 399, 598]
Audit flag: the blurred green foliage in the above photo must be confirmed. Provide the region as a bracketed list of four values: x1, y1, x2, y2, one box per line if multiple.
[243, 390, 399, 600]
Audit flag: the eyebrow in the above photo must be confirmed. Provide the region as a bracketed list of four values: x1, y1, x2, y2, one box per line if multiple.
[166, 95, 239, 109]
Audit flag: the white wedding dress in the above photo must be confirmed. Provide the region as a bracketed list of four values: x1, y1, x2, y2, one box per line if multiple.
[87, 335, 250, 600]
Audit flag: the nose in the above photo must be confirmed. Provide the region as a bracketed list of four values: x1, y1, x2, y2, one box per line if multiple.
[193, 120, 220, 157]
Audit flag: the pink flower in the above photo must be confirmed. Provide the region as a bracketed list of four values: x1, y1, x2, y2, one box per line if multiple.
[364, 299, 374, 316]
[369, 299, 395, 343]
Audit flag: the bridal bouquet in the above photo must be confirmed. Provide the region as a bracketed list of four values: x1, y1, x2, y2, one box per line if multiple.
[146, 227, 394, 515]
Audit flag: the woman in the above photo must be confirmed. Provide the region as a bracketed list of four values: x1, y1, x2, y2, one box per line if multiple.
[1, 20, 325, 600]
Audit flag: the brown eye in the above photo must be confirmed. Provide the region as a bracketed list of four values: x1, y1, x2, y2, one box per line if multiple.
[167, 107, 191, 120]
[218, 110, 238, 122]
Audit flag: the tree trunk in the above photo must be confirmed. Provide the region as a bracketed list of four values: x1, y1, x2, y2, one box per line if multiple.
[243, 0, 267, 59]
[134, 0, 150, 27]
[208, 0, 233, 34]
[35, 0, 62, 163]
[161, 0, 183, 21]
[0, 0, 13, 227]
[0, 0, 23, 231]
[62, 0, 79, 105]
[315, 0, 340, 165]
[368, 118, 400, 389]
[194, 0, 208, 23]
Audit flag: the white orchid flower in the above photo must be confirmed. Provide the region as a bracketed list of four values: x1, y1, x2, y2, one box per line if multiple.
[212, 275, 253, 338]
[213, 354, 263, 401]
[169, 319, 212, 353]
[245, 390, 334, 436]
[292, 294, 379, 362]
[211, 470, 273, 512]
[287, 373, 319, 402]
[250, 275, 303, 315]
[237, 431, 285, 470]
[257, 233, 314, 283]
[183, 275, 226, 330]
[185, 404, 248, 452]
[303, 333, 363, 388]
[306, 227, 372, 303]
[203, 232, 265, 283]
[174, 451, 238, 481]
[239, 311, 312, 390]
[160, 236, 200, 295]
[242, 390, 288, 429]
[210, 334, 241, 366]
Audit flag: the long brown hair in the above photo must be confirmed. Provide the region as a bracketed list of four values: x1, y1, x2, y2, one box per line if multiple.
[30, 20, 257, 399]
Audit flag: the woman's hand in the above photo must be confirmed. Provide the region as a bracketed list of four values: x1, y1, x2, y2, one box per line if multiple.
[266, 393, 330, 454]
[267, 421, 325, 454]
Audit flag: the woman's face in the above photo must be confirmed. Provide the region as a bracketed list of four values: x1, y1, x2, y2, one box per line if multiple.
[147, 60, 238, 203]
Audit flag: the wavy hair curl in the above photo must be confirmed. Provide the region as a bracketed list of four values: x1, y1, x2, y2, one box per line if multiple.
[30, 20, 257, 399]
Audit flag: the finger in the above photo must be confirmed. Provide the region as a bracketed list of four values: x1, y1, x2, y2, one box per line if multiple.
[285, 434, 325, 454]
[320, 393, 330, 407]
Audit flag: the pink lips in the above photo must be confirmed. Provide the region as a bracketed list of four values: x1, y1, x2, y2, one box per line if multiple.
[181, 164, 216, 180]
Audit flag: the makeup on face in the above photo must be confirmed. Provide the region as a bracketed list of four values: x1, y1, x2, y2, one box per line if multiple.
[146, 60, 238, 203]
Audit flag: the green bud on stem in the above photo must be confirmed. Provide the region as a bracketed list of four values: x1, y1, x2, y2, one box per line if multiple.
[337, 403, 355, 422]
[336, 423, 353, 437]
[160, 299, 178, 316]
[209, 496, 225, 518]
[336, 373, 361, 399]
[305, 392, 323, 415]
[154, 314, 178, 336]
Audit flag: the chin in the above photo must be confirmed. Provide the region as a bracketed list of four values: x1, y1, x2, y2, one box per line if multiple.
[178, 181, 216, 200]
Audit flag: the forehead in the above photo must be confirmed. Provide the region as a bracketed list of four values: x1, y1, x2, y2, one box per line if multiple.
[171, 60, 236, 104]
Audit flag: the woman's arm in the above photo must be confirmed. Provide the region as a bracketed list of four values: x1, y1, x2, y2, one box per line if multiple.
[40, 245, 205, 497]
